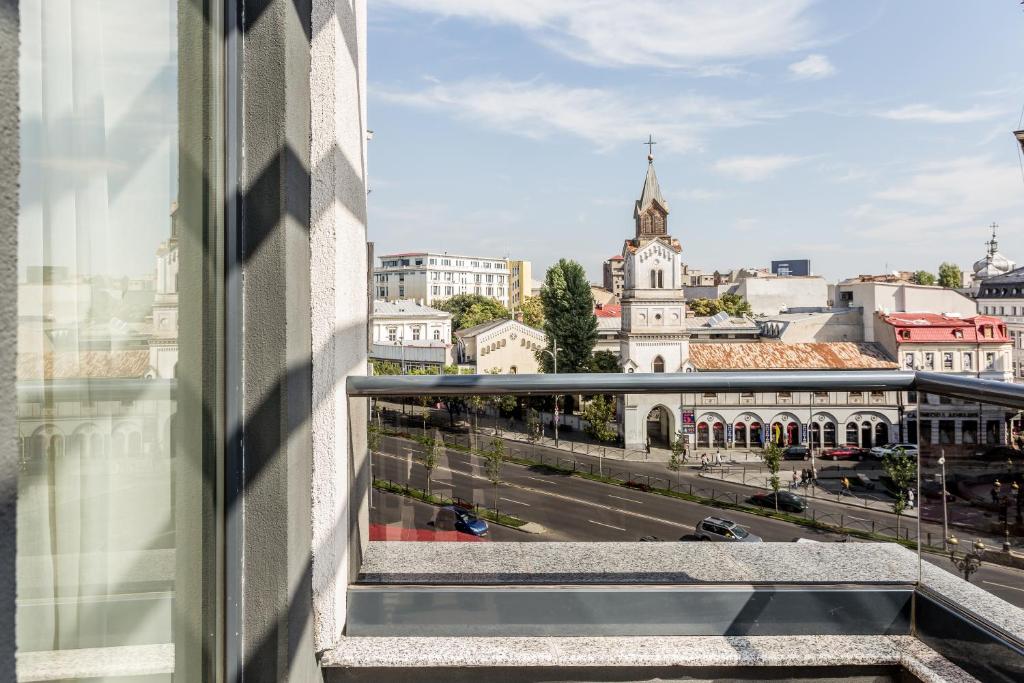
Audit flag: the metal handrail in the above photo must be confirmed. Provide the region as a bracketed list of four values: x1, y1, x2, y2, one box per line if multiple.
[346, 369, 1024, 410]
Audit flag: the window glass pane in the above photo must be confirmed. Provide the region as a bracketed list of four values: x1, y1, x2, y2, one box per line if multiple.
[17, 1, 220, 679]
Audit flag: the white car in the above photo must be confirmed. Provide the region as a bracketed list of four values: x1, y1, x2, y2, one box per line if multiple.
[870, 443, 918, 459]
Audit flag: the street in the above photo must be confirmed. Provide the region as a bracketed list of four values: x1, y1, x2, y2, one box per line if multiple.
[370, 433, 1024, 608]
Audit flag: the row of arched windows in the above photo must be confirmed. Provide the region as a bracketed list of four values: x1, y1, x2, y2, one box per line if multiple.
[649, 270, 665, 288]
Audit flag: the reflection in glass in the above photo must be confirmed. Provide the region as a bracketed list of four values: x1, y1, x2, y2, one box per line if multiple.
[16, 1, 215, 680]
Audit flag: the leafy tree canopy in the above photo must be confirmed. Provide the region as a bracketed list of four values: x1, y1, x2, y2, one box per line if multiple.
[518, 295, 545, 329]
[688, 293, 752, 317]
[539, 259, 598, 373]
[581, 395, 617, 443]
[937, 262, 962, 289]
[588, 350, 620, 373]
[911, 270, 936, 286]
[436, 293, 509, 332]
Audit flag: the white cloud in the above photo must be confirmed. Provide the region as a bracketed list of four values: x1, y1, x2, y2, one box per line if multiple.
[848, 157, 1024, 244]
[877, 104, 1005, 124]
[377, 78, 779, 152]
[376, 0, 823, 70]
[712, 155, 811, 181]
[788, 54, 836, 80]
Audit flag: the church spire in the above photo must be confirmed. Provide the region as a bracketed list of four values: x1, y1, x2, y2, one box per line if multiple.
[634, 136, 669, 238]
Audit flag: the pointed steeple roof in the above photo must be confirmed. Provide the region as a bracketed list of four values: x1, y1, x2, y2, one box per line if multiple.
[635, 158, 669, 217]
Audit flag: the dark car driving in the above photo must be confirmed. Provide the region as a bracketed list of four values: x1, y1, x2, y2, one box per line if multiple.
[782, 445, 809, 460]
[749, 490, 808, 513]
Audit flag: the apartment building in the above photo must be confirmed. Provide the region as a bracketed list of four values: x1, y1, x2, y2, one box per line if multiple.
[875, 312, 1017, 445]
[977, 266, 1024, 381]
[374, 251, 510, 307]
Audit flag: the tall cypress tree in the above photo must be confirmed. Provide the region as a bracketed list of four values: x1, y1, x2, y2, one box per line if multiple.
[539, 259, 598, 373]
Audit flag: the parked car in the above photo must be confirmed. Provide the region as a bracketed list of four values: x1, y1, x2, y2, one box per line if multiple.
[824, 446, 863, 461]
[870, 443, 919, 459]
[749, 491, 808, 512]
[974, 445, 1020, 462]
[695, 516, 762, 542]
[434, 505, 489, 537]
[782, 445, 810, 460]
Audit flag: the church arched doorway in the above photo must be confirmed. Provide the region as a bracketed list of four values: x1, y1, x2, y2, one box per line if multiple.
[734, 422, 747, 448]
[646, 405, 673, 449]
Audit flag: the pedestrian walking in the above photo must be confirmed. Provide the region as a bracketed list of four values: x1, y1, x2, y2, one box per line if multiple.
[841, 476, 851, 496]
[907, 488, 915, 510]
[811, 465, 818, 485]
[646, 438, 652, 456]
[790, 469, 799, 490]
[714, 449, 722, 466]
[700, 453, 709, 471]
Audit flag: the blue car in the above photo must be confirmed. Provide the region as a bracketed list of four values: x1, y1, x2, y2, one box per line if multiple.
[436, 505, 489, 536]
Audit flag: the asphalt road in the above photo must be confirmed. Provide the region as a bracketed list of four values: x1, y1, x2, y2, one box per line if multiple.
[371, 434, 1024, 608]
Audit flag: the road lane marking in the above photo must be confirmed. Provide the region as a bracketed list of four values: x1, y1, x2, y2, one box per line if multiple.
[588, 520, 626, 531]
[500, 497, 530, 507]
[982, 580, 1024, 594]
[608, 494, 643, 504]
[525, 476, 557, 485]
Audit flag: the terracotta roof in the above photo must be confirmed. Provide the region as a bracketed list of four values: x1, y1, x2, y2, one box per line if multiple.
[880, 313, 1008, 344]
[594, 304, 622, 318]
[607, 255, 624, 261]
[687, 342, 897, 371]
[17, 350, 152, 380]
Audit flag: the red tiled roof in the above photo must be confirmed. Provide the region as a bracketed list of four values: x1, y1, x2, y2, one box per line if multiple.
[607, 254, 624, 261]
[594, 304, 622, 318]
[688, 342, 897, 371]
[880, 313, 1008, 344]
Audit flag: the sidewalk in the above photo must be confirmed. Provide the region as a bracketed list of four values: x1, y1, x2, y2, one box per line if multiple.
[697, 464, 919, 519]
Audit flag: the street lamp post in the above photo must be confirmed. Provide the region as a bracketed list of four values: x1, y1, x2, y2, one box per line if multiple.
[947, 536, 985, 583]
[939, 452, 949, 549]
[540, 339, 560, 448]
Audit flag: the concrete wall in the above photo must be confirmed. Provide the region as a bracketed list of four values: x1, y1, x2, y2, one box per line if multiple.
[736, 277, 828, 315]
[310, 0, 369, 652]
[0, 0, 18, 673]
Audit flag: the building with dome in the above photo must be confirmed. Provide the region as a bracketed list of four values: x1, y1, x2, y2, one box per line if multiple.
[970, 223, 1016, 292]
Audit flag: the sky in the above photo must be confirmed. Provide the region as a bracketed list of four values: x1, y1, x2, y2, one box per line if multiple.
[367, 0, 1024, 284]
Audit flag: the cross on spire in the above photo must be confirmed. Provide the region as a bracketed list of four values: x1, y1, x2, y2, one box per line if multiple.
[644, 134, 657, 160]
[987, 221, 999, 256]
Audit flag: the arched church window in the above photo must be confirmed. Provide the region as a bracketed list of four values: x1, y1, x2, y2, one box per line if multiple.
[650, 270, 657, 289]
[657, 270, 664, 288]
[653, 356, 665, 373]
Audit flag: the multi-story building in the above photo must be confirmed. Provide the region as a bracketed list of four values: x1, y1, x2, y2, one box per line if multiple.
[369, 300, 454, 372]
[832, 277, 977, 341]
[508, 259, 532, 311]
[602, 254, 624, 297]
[875, 312, 1016, 445]
[976, 266, 1024, 381]
[373, 251, 510, 307]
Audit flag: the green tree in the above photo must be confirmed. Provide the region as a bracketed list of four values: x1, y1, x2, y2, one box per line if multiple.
[911, 270, 936, 286]
[588, 350, 620, 373]
[668, 430, 686, 488]
[422, 429, 445, 496]
[519, 295, 545, 329]
[484, 436, 505, 509]
[687, 298, 717, 316]
[883, 449, 917, 540]
[687, 294, 752, 317]
[486, 368, 516, 434]
[760, 442, 784, 512]
[581, 395, 617, 443]
[937, 262, 963, 289]
[436, 293, 509, 333]
[524, 408, 542, 443]
[719, 293, 753, 317]
[539, 259, 598, 373]
[371, 360, 402, 375]
[368, 422, 383, 454]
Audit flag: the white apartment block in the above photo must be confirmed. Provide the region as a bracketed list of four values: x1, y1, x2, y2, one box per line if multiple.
[976, 267, 1024, 381]
[373, 251, 509, 307]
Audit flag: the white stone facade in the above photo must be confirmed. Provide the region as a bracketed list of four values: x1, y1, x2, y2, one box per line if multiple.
[373, 251, 510, 307]
[455, 319, 546, 374]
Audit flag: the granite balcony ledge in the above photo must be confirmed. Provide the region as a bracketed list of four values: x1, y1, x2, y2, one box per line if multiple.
[358, 541, 920, 585]
[320, 634, 977, 683]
